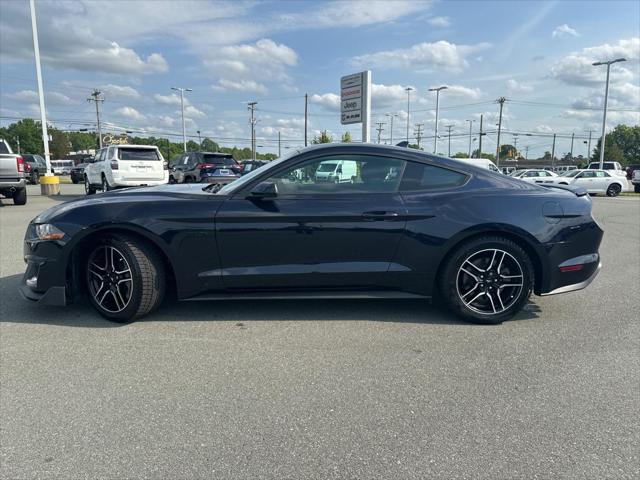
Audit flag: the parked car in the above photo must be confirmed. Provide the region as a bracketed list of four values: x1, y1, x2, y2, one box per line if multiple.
[83, 144, 169, 194]
[632, 169, 640, 193]
[553, 169, 626, 196]
[0, 138, 27, 205]
[169, 152, 241, 183]
[314, 159, 358, 183]
[70, 162, 89, 184]
[510, 169, 558, 184]
[450, 157, 502, 174]
[20, 143, 602, 325]
[240, 160, 268, 175]
[587, 161, 626, 177]
[22, 154, 47, 184]
[624, 164, 640, 180]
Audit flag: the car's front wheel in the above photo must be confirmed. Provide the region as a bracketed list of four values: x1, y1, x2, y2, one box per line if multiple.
[439, 236, 534, 324]
[85, 235, 166, 322]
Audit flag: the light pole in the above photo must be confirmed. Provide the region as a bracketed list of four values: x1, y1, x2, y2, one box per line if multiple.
[465, 119, 474, 157]
[593, 58, 626, 169]
[171, 86, 192, 152]
[405, 87, 413, 144]
[197, 130, 202, 148]
[429, 86, 447, 154]
[385, 113, 398, 144]
[445, 125, 454, 157]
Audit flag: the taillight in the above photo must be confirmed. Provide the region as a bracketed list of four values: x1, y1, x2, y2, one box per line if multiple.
[16, 156, 24, 172]
[163, 159, 168, 170]
[196, 163, 214, 170]
[25, 161, 31, 172]
[110, 160, 119, 170]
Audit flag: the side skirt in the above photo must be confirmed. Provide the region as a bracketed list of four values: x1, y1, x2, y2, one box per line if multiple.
[183, 290, 431, 302]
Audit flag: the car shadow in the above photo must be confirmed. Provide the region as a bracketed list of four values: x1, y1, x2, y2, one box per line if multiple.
[0, 273, 541, 328]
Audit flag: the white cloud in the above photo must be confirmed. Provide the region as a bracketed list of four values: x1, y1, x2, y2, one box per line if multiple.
[47, 92, 77, 105]
[551, 37, 639, 86]
[101, 84, 141, 100]
[183, 105, 206, 119]
[506, 79, 534, 93]
[552, 24, 579, 38]
[7, 90, 38, 102]
[427, 16, 451, 28]
[213, 79, 268, 94]
[114, 106, 145, 121]
[436, 85, 483, 99]
[352, 41, 491, 72]
[154, 93, 188, 106]
[371, 84, 413, 108]
[205, 39, 297, 83]
[310, 93, 341, 111]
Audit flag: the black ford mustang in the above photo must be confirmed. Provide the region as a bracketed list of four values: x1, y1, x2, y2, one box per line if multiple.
[20, 144, 603, 324]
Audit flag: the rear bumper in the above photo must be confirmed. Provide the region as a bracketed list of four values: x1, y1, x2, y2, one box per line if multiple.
[0, 178, 27, 190]
[111, 179, 168, 187]
[540, 261, 601, 296]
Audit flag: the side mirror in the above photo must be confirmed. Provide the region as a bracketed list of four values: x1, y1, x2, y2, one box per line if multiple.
[249, 181, 278, 199]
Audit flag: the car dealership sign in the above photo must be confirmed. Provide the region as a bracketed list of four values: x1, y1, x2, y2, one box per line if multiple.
[340, 71, 371, 142]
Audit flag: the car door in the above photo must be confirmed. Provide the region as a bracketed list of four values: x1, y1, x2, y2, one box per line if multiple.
[593, 171, 611, 191]
[574, 171, 596, 192]
[214, 153, 408, 290]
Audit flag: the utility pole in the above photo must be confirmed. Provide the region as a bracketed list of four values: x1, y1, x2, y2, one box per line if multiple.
[429, 86, 448, 154]
[375, 122, 385, 144]
[477, 114, 483, 159]
[385, 113, 397, 144]
[495, 97, 506, 167]
[593, 58, 626, 169]
[465, 119, 474, 157]
[405, 87, 413, 144]
[304, 93, 308, 147]
[570, 132, 574, 159]
[197, 130, 202, 148]
[445, 125, 454, 157]
[15, 136, 20, 154]
[87, 89, 104, 149]
[525, 145, 529, 161]
[278, 130, 281, 158]
[414, 123, 424, 149]
[587, 130, 593, 159]
[551, 133, 557, 170]
[247, 101, 257, 161]
[171, 86, 192, 152]
[512, 133, 519, 159]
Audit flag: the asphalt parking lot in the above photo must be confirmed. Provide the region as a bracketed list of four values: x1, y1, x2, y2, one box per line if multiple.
[1, 184, 639, 480]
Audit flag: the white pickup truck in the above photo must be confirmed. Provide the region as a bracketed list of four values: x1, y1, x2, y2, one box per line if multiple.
[0, 138, 27, 205]
[587, 161, 627, 177]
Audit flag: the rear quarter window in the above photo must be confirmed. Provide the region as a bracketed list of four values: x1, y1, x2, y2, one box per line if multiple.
[400, 162, 468, 191]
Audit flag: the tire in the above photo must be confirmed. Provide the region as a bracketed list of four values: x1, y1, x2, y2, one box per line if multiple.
[184, 175, 193, 183]
[101, 175, 111, 192]
[84, 175, 96, 195]
[30, 171, 39, 185]
[12, 187, 27, 205]
[606, 183, 621, 197]
[85, 234, 166, 322]
[72, 176, 79, 184]
[439, 236, 534, 324]
[634, 184, 640, 193]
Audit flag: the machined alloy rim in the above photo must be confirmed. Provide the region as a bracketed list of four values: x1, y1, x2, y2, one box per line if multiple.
[456, 248, 524, 315]
[87, 245, 133, 313]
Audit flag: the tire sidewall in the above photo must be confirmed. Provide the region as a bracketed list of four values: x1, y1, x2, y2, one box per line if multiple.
[85, 237, 146, 322]
[441, 237, 534, 324]
[607, 184, 621, 197]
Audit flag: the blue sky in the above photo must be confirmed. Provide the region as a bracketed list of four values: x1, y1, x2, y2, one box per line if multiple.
[0, 0, 638, 158]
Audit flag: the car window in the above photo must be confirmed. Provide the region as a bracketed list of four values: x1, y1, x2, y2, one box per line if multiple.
[169, 154, 182, 167]
[595, 171, 609, 177]
[263, 155, 405, 195]
[203, 154, 236, 165]
[399, 162, 467, 191]
[488, 164, 500, 173]
[117, 148, 160, 161]
[579, 171, 595, 178]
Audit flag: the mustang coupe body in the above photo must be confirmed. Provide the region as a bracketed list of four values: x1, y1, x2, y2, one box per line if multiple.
[20, 144, 603, 324]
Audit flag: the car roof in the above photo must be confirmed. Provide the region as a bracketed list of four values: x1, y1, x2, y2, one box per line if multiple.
[109, 144, 158, 149]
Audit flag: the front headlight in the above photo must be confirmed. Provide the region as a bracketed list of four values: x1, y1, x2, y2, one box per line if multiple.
[35, 223, 65, 241]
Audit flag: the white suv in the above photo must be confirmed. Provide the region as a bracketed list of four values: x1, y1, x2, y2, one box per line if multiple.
[84, 144, 168, 194]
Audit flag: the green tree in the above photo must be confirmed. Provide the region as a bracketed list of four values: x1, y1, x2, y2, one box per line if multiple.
[591, 140, 625, 164]
[68, 131, 97, 151]
[591, 124, 640, 165]
[312, 130, 332, 144]
[452, 152, 469, 158]
[471, 149, 495, 161]
[49, 129, 70, 159]
[341, 131, 352, 143]
[4, 119, 43, 154]
[201, 138, 219, 152]
[500, 144, 516, 158]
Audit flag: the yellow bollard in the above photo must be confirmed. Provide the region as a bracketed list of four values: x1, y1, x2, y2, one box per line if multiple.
[39, 175, 60, 196]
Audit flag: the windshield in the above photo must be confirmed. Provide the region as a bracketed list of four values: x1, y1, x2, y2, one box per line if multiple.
[216, 152, 295, 195]
[563, 170, 580, 177]
[118, 148, 160, 161]
[317, 163, 337, 172]
[510, 170, 526, 177]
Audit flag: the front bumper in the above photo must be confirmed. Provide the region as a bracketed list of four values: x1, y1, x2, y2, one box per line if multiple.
[19, 283, 67, 305]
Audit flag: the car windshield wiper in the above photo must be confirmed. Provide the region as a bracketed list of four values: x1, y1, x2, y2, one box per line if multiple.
[202, 183, 224, 193]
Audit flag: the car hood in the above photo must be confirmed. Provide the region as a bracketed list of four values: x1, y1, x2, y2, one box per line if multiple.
[33, 183, 222, 224]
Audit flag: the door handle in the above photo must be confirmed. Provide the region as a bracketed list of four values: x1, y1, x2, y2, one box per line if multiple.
[362, 211, 400, 221]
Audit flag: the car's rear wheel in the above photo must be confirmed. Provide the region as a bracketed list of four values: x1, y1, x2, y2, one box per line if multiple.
[439, 236, 534, 324]
[101, 175, 111, 192]
[85, 235, 165, 322]
[13, 187, 27, 205]
[84, 175, 96, 195]
[634, 184, 640, 193]
[606, 183, 621, 197]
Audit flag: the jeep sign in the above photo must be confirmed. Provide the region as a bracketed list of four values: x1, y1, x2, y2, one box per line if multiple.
[340, 71, 371, 142]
